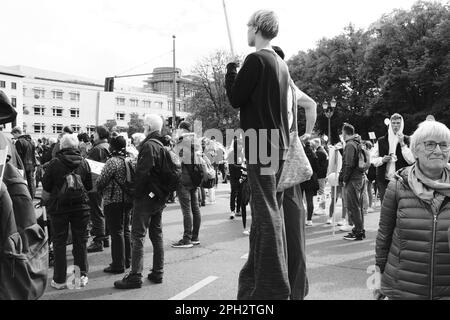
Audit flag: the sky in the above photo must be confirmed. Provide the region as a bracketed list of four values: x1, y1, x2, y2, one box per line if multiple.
[0, 0, 433, 86]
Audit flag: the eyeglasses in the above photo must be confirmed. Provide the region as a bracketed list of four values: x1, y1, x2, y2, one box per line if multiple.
[423, 141, 449, 152]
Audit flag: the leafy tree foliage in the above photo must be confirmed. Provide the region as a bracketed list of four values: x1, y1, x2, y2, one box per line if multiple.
[288, 1, 450, 141]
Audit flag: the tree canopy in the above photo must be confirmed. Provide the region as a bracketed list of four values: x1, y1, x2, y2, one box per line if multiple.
[288, 1, 450, 142]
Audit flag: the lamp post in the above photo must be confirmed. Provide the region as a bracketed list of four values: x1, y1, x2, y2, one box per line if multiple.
[322, 97, 337, 145]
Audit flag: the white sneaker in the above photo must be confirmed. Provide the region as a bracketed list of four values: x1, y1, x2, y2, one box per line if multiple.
[230, 211, 235, 220]
[339, 224, 353, 232]
[80, 276, 88, 287]
[306, 220, 313, 227]
[337, 219, 346, 226]
[326, 218, 333, 225]
[367, 207, 375, 213]
[51, 280, 67, 290]
[243, 230, 250, 236]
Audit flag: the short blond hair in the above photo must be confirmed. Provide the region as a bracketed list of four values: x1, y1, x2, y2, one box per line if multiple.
[410, 120, 450, 157]
[248, 10, 279, 40]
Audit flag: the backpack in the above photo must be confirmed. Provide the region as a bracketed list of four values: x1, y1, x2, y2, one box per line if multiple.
[114, 157, 136, 200]
[149, 139, 182, 196]
[357, 144, 371, 172]
[186, 153, 208, 188]
[55, 164, 87, 208]
[1, 162, 48, 300]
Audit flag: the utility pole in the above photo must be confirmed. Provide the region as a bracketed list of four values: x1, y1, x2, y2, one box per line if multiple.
[222, 0, 235, 56]
[172, 35, 177, 129]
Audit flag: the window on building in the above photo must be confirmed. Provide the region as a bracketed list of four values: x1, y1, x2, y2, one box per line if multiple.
[70, 108, 80, 118]
[11, 82, 17, 90]
[71, 125, 81, 133]
[33, 106, 45, 116]
[33, 123, 45, 134]
[52, 124, 63, 134]
[116, 112, 125, 121]
[0, 81, 5, 88]
[116, 97, 125, 105]
[52, 90, 63, 100]
[69, 92, 80, 101]
[177, 103, 181, 111]
[143, 100, 151, 108]
[86, 125, 96, 135]
[130, 99, 139, 107]
[11, 97, 16, 108]
[168, 101, 172, 111]
[52, 107, 63, 117]
[33, 88, 45, 99]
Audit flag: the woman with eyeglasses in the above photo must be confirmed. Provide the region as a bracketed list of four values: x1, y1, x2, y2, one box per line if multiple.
[375, 120, 450, 300]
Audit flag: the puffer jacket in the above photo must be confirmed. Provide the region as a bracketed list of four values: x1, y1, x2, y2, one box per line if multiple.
[375, 166, 450, 300]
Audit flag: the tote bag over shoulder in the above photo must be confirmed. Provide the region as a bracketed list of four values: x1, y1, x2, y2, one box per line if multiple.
[277, 82, 313, 192]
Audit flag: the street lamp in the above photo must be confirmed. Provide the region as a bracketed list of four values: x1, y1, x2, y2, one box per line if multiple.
[322, 97, 337, 145]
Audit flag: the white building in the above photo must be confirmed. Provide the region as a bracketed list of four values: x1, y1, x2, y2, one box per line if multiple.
[1, 65, 189, 139]
[0, 66, 24, 133]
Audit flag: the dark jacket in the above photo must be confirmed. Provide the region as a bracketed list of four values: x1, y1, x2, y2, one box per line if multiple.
[42, 148, 92, 215]
[87, 139, 110, 163]
[301, 144, 319, 193]
[341, 134, 364, 184]
[376, 135, 411, 183]
[134, 131, 166, 202]
[225, 49, 290, 162]
[376, 167, 450, 300]
[15, 135, 36, 171]
[174, 132, 201, 188]
[315, 147, 329, 179]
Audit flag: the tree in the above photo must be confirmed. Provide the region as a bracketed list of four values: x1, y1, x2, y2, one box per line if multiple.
[288, 1, 450, 140]
[186, 50, 240, 134]
[127, 112, 144, 137]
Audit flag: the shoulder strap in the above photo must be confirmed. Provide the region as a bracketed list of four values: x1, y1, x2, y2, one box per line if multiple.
[149, 138, 164, 147]
[289, 80, 298, 132]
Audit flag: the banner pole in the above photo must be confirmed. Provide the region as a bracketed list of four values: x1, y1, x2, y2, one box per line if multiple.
[222, 0, 235, 57]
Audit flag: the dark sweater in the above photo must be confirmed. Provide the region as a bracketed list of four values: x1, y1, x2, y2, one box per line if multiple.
[225, 49, 290, 163]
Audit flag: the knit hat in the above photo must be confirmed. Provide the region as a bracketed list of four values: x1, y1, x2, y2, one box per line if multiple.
[179, 121, 192, 132]
[0, 90, 17, 125]
[110, 135, 126, 152]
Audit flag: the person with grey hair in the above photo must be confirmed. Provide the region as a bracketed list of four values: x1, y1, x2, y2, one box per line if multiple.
[225, 9, 291, 300]
[375, 120, 450, 300]
[41, 133, 93, 289]
[114, 114, 170, 289]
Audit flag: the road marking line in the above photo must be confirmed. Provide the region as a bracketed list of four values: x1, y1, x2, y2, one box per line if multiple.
[241, 253, 248, 259]
[169, 276, 219, 300]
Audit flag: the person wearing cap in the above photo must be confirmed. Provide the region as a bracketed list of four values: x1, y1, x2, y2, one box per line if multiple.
[172, 121, 202, 248]
[11, 126, 37, 199]
[96, 135, 133, 274]
[225, 9, 291, 300]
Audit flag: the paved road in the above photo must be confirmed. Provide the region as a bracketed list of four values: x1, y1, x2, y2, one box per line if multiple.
[39, 183, 380, 300]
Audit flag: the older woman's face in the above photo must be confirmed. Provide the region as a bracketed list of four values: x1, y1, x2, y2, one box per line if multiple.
[416, 136, 450, 173]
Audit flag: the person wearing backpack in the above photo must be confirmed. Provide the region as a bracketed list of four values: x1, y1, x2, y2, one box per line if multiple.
[114, 114, 179, 289]
[96, 135, 133, 274]
[41, 134, 93, 289]
[86, 125, 111, 253]
[339, 123, 366, 241]
[172, 121, 203, 249]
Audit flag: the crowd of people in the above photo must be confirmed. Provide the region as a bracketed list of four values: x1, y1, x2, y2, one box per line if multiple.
[1, 8, 450, 301]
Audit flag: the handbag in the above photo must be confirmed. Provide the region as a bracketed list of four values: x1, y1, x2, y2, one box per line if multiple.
[277, 83, 313, 192]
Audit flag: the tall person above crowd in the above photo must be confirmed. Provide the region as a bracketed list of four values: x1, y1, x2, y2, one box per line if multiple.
[225, 9, 291, 300]
[87, 125, 111, 253]
[371, 113, 415, 204]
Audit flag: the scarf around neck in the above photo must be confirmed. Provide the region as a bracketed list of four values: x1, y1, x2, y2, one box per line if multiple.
[408, 163, 450, 213]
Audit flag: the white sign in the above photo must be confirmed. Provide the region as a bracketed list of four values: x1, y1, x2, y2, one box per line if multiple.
[368, 132, 376, 140]
[86, 159, 105, 176]
[0, 146, 9, 183]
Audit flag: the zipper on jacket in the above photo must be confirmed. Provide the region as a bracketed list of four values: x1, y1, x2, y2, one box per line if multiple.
[430, 212, 437, 300]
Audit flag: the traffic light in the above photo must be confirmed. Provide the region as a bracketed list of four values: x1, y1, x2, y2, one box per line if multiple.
[104, 77, 114, 92]
[167, 117, 173, 128]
